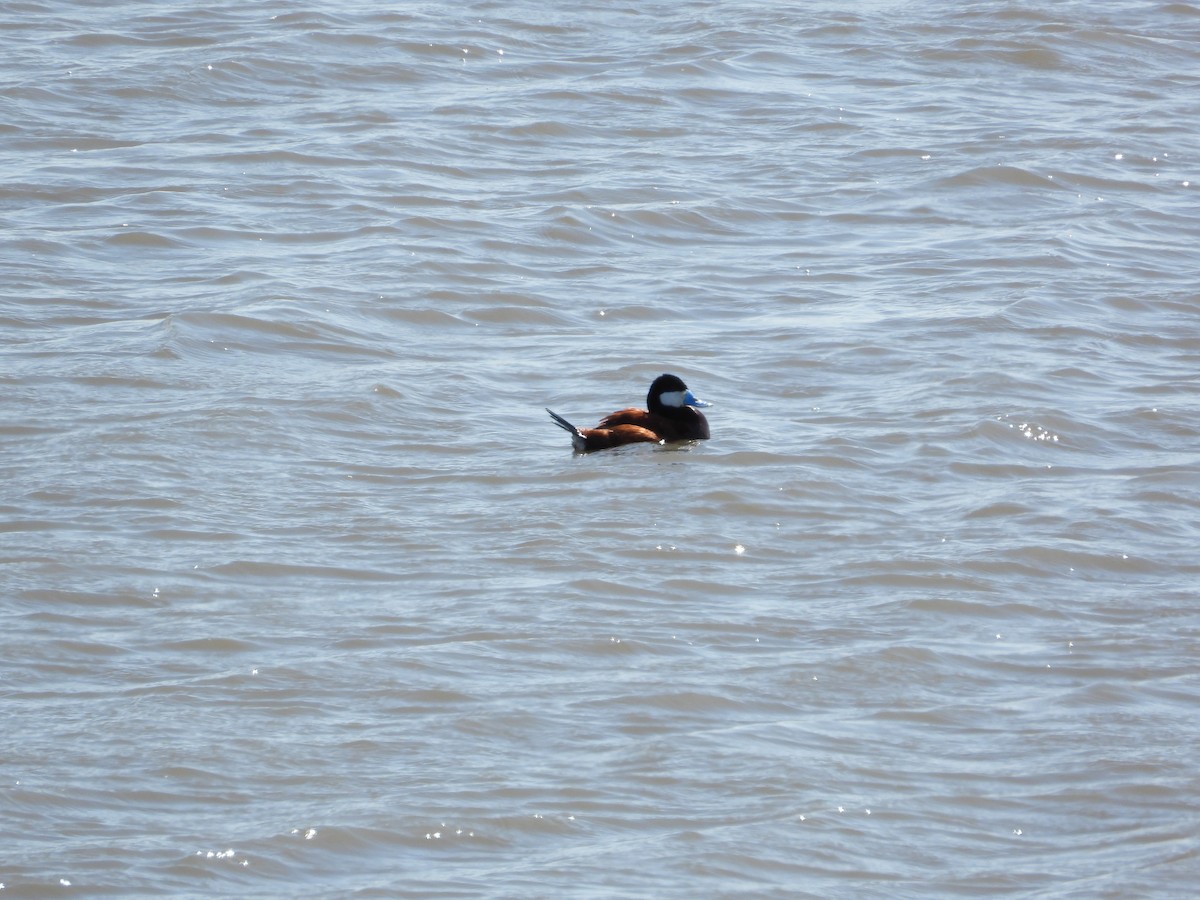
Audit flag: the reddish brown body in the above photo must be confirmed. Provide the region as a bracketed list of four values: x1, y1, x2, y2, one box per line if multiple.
[584, 408, 709, 449]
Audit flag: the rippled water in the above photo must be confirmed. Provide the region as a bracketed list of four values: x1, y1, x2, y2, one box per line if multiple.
[3, 0, 1199, 896]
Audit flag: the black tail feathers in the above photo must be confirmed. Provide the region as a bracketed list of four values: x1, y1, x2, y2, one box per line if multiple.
[546, 408, 578, 434]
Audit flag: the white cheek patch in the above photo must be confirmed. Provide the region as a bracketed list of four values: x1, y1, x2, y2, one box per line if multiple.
[658, 390, 686, 408]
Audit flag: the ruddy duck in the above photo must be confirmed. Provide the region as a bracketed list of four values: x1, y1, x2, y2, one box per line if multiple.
[546, 373, 711, 452]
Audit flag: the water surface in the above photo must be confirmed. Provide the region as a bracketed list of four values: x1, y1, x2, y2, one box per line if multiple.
[2, 1, 1199, 896]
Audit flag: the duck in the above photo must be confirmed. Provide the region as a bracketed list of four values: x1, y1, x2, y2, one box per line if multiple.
[546, 373, 711, 452]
